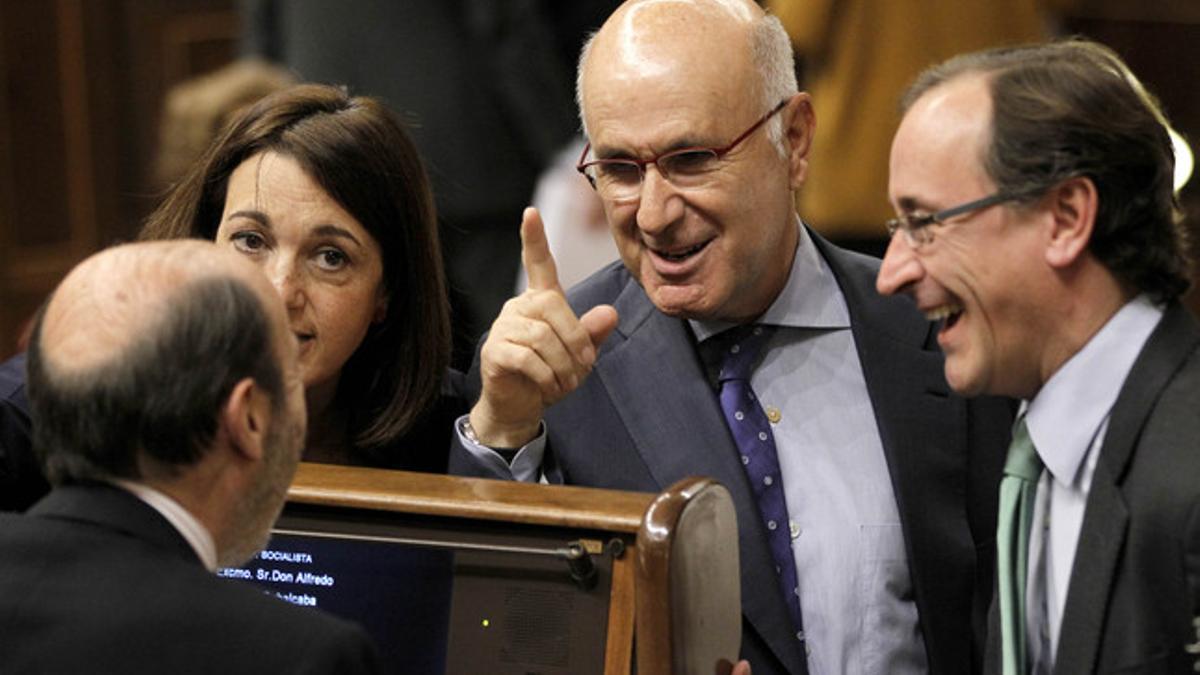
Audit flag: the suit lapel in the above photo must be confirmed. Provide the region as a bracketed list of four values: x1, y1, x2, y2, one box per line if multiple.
[595, 278, 808, 673]
[1055, 303, 1200, 673]
[815, 235, 979, 672]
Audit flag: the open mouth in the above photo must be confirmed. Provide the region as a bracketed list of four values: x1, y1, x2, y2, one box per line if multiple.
[295, 332, 315, 347]
[925, 304, 963, 329]
[653, 239, 711, 262]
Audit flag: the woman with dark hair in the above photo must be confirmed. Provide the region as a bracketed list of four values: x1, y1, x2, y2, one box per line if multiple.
[1, 84, 462, 509]
[143, 83, 459, 469]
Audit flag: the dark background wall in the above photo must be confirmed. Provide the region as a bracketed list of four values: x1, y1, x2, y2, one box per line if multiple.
[0, 0, 1198, 360]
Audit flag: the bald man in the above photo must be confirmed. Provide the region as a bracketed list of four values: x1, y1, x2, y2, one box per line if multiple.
[450, 1, 1014, 673]
[0, 242, 378, 673]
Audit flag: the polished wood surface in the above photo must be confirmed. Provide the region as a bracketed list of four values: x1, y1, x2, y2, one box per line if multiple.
[636, 477, 741, 675]
[289, 462, 656, 533]
[285, 465, 742, 674]
[603, 551, 637, 675]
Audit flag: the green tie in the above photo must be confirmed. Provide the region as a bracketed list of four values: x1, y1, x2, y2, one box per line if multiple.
[998, 417, 1044, 675]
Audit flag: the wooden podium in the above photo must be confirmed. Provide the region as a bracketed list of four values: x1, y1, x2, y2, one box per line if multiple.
[265, 463, 741, 674]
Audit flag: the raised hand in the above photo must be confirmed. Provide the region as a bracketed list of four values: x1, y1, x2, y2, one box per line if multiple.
[468, 207, 618, 448]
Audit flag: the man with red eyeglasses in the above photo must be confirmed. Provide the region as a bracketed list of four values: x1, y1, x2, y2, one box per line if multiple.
[451, 1, 1013, 673]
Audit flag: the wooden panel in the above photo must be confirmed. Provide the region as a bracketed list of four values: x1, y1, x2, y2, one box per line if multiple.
[115, 0, 239, 233]
[288, 462, 656, 533]
[603, 549, 637, 675]
[0, 0, 239, 357]
[636, 477, 741, 675]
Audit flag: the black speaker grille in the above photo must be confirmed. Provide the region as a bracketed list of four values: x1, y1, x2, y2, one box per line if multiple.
[500, 587, 573, 667]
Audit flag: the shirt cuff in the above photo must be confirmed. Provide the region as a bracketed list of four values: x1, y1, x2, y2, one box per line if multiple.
[454, 415, 547, 483]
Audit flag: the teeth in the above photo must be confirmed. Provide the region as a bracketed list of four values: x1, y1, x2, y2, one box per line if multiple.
[924, 305, 962, 321]
[657, 242, 705, 261]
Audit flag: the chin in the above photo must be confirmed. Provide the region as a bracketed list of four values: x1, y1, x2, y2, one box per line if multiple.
[943, 364, 985, 398]
[645, 285, 715, 320]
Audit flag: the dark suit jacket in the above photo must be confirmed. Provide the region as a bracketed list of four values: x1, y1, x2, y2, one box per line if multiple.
[0, 353, 46, 512]
[0, 354, 466, 512]
[0, 483, 379, 674]
[984, 302, 1200, 674]
[453, 232, 1014, 674]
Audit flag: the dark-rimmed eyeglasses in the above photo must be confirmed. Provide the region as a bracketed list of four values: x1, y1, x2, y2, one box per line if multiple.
[576, 99, 790, 203]
[885, 192, 1021, 249]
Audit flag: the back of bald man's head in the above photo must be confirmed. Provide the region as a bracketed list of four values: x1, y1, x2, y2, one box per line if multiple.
[27, 241, 287, 485]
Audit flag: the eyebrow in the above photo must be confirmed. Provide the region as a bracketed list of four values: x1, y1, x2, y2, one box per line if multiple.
[894, 196, 931, 214]
[224, 211, 364, 247]
[226, 209, 269, 225]
[594, 136, 714, 161]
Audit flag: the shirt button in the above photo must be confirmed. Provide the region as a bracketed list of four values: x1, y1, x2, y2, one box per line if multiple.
[796, 630, 805, 642]
[767, 520, 777, 531]
[758, 431, 769, 441]
[753, 326, 763, 336]
[766, 406, 782, 424]
[763, 475, 773, 486]
[741, 455, 750, 465]
[730, 344, 741, 354]
[789, 521, 800, 540]
[734, 411, 745, 421]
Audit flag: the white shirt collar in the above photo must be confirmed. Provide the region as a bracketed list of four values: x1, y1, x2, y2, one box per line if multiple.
[1024, 294, 1163, 485]
[111, 479, 219, 571]
[690, 218, 850, 342]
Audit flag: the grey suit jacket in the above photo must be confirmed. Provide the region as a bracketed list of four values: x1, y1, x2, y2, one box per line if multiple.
[984, 302, 1200, 674]
[453, 231, 1014, 674]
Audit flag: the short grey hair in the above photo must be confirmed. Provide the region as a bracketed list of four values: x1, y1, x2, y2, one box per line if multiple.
[753, 13, 799, 154]
[575, 11, 798, 156]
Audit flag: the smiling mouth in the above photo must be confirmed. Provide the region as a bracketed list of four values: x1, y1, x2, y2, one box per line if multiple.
[925, 304, 963, 329]
[652, 240, 711, 262]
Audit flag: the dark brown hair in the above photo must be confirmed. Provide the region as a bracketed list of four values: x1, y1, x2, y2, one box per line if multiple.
[902, 39, 1191, 302]
[142, 83, 450, 452]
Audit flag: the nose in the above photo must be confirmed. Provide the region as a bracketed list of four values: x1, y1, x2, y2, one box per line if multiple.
[266, 258, 306, 311]
[634, 164, 684, 235]
[876, 233, 925, 297]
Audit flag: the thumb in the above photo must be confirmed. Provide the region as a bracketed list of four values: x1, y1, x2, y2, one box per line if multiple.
[579, 304, 618, 349]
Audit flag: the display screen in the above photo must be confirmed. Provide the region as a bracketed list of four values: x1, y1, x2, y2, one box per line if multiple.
[220, 531, 454, 674]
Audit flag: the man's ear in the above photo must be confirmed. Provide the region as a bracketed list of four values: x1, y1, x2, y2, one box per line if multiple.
[1044, 176, 1098, 269]
[784, 92, 816, 190]
[220, 378, 270, 462]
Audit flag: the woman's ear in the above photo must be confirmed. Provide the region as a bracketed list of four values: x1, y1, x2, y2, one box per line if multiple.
[373, 289, 389, 325]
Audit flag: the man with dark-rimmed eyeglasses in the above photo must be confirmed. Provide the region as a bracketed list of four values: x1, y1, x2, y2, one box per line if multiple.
[877, 40, 1200, 675]
[451, 1, 1014, 673]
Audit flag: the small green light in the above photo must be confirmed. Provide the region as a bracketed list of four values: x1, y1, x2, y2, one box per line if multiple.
[481, 619, 490, 628]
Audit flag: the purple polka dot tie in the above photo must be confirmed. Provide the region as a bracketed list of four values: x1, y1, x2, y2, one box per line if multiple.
[714, 325, 803, 635]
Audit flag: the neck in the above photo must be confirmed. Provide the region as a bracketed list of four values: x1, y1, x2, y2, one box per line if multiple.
[303, 403, 354, 465]
[1033, 262, 1133, 396]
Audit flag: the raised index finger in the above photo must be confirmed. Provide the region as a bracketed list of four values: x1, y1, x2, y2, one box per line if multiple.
[521, 207, 562, 292]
